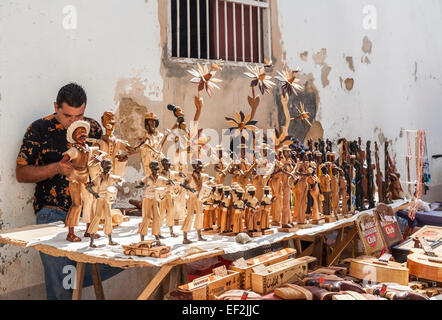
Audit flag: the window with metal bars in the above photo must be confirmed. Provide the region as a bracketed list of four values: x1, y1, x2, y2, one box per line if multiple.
[170, 0, 271, 64]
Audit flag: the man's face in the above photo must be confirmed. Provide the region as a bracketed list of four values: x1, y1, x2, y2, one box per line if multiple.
[73, 127, 87, 144]
[54, 102, 86, 129]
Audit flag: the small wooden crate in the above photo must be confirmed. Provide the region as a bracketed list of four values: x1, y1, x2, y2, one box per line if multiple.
[349, 258, 409, 285]
[229, 248, 296, 289]
[251, 256, 316, 294]
[178, 270, 241, 300]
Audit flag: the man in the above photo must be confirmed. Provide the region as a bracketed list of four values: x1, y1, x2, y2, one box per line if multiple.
[16, 83, 122, 300]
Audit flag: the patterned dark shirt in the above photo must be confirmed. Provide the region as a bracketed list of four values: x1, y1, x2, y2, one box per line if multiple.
[17, 114, 102, 213]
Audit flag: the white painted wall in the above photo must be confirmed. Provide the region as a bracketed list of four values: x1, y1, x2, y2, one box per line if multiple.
[0, 0, 163, 298]
[278, 0, 442, 198]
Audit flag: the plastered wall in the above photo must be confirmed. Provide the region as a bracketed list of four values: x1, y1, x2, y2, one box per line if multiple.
[1, 0, 441, 298]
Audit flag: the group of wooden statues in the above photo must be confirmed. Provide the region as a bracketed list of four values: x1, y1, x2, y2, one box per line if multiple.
[62, 109, 405, 247]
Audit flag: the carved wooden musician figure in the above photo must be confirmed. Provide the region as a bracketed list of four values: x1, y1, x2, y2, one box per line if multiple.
[319, 165, 332, 216]
[87, 159, 124, 247]
[232, 188, 246, 234]
[63, 120, 101, 242]
[140, 112, 164, 175]
[245, 186, 261, 233]
[159, 158, 185, 238]
[331, 166, 340, 217]
[136, 161, 170, 242]
[280, 147, 296, 228]
[180, 160, 214, 244]
[218, 186, 232, 233]
[260, 186, 273, 231]
[213, 145, 231, 185]
[339, 168, 350, 216]
[202, 185, 218, 232]
[95, 111, 134, 178]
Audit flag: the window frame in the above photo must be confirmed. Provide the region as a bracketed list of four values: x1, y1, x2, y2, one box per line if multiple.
[167, 0, 272, 66]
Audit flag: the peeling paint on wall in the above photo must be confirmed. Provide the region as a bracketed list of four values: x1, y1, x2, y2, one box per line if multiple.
[346, 57, 355, 72]
[312, 48, 332, 88]
[362, 36, 373, 64]
[300, 51, 308, 62]
[345, 78, 355, 91]
[414, 62, 418, 82]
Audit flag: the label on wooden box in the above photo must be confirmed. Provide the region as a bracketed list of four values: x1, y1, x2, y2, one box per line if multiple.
[213, 265, 228, 278]
[252, 264, 268, 274]
[355, 213, 385, 255]
[233, 258, 248, 269]
[374, 203, 402, 249]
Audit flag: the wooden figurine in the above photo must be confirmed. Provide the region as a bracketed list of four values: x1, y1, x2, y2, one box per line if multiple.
[180, 160, 214, 244]
[319, 165, 334, 222]
[232, 188, 246, 234]
[293, 161, 312, 229]
[95, 111, 135, 178]
[219, 187, 232, 233]
[213, 145, 231, 185]
[202, 186, 218, 234]
[366, 141, 375, 209]
[137, 161, 170, 242]
[331, 166, 341, 219]
[245, 186, 261, 237]
[384, 141, 393, 204]
[140, 112, 165, 175]
[374, 141, 384, 203]
[357, 137, 368, 199]
[309, 170, 325, 225]
[159, 158, 184, 238]
[63, 121, 102, 242]
[260, 187, 274, 235]
[349, 155, 357, 212]
[339, 168, 350, 217]
[281, 147, 295, 228]
[269, 160, 284, 227]
[252, 144, 274, 202]
[354, 160, 365, 211]
[87, 159, 124, 247]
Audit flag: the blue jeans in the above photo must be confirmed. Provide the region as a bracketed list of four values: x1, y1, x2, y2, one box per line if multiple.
[37, 207, 123, 300]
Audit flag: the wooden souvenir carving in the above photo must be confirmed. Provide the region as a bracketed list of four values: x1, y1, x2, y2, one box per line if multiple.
[349, 155, 356, 213]
[319, 165, 333, 222]
[232, 189, 246, 234]
[63, 121, 102, 242]
[159, 158, 185, 238]
[374, 142, 384, 203]
[202, 186, 218, 235]
[181, 160, 215, 244]
[136, 161, 171, 242]
[87, 159, 124, 247]
[94, 111, 135, 179]
[140, 112, 165, 175]
[213, 146, 231, 185]
[260, 187, 274, 234]
[245, 63, 276, 119]
[357, 137, 368, 199]
[339, 170, 350, 217]
[366, 141, 375, 209]
[354, 160, 365, 211]
[281, 148, 295, 228]
[219, 187, 232, 233]
[331, 166, 340, 218]
[293, 162, 311, 229]
[245, 187, 261, 237]
[384, 141, 393, 204]
[269, 165, 284, 227]
[123, 240, 171, 259]
[309, 172, 325, 225]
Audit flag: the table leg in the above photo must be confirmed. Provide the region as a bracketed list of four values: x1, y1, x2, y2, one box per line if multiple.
[137, 265, 174, 300]
[72, 262, 86, 300]
[327, 227, 358, 266]
[90, 263, 105, 300]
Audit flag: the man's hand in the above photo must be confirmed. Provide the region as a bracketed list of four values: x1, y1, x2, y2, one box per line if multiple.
[56, 160, 73, 176]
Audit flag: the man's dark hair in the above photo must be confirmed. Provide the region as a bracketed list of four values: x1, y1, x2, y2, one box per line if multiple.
[56, 83, 87, 108]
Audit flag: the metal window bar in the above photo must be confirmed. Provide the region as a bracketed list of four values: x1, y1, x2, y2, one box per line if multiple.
[172, 0, 268, 62]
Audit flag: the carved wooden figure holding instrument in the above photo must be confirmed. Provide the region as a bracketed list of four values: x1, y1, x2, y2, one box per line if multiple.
[136, 161, 170, 243]
[260, 186, 273, 232]
[87, 159, 124, 247]
[232, 188, 246, 234]
[245, 186, 261, 235]
[140, 112, 164, 176]
[181, 160, 215, 244]
[219, 187, 232, 233]
[63, 121, 101, 242]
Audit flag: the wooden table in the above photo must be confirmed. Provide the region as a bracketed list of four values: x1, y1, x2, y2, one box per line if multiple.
[0, 200, 409, 300]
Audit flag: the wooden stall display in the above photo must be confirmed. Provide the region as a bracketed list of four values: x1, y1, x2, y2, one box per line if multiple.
[407, 238, 442, 282]
[251, 256, 316, 294]
[178, 270, 241, 300]
[355, 212, 386, 255]
[230, 248, 297, 289]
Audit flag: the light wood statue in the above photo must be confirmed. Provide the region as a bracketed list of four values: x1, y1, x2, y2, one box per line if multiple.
[269, 159, 284, 226]
[213, 185, 225, 231]
[63, 120, 102, 242]
[339, 169, 350, 216]
[159, 158, 186, 238]
[232, 188, 246, 234]
[87, 159, 124, 247]
[218, 187, 232, 233]
[140, 112, 165, 176]
[280, 148, 296, 228]
[308, 170, 324, 224]
[319, 165, 333, 222]
[180, 160, 215, 244]
[245, 186, 261, 236]
[331, 166, 340, 217]
[252, 145, 274, 202]
[292, 161, 311, 228]
[213, 145, 231, 185]
[136, 161, 171, 242]
[94, 111, 135, 179]
[202, 186, 218, 232]
[260, 187, 274, 233]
